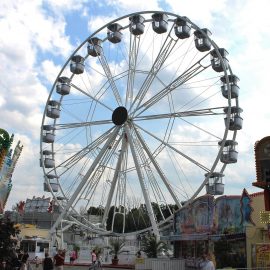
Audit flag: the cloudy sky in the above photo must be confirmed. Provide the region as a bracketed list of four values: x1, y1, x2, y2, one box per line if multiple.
[1, 0, 270, 211]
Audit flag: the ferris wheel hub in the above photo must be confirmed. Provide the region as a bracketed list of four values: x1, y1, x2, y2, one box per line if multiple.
[112, 106, 128, 125]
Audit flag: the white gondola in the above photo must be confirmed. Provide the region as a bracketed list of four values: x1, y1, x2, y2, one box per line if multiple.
[129, 14, 145, 35]
[44, 181, 58, 192]
[42, 150, 55, 168]
[224, 106, 243, 130]
[46, 174, 58, 179]
[194, 28, 212, 52]
[210, 48, 229, 72]
[218, 140, 238, 164]
[205, 172, 224, 195]
[107, 23, 122, 43]
[56, 77, 71, 95]
[44, 173, 58, 192]
[174, 17, 191, 39]
[87, 37, 102, 57]
[221, 74, 239, 99]
[70, 55, 85, 74]
[46, 100, 60, 119]
[42, 125, 55, 143]
[152, 13, 168, 34]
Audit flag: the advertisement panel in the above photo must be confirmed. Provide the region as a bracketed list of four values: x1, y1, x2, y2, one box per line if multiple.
[255, 244, 270, 268]
[175, 195, 214, 234]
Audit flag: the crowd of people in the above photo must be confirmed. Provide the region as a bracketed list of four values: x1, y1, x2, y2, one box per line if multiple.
[0, 248, 104, 270]
[0, 248, 217, 270]
[0, 249, 66, 270]
[0, 250, 29, 270]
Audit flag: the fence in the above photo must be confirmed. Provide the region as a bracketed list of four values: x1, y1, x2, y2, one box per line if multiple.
[135, 258, 185, 270]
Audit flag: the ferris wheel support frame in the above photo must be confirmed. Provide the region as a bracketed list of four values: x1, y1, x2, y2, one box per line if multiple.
[50, 127, 120, 235]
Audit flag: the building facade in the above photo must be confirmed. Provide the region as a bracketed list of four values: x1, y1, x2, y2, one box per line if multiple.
[166, 190, 269, 269]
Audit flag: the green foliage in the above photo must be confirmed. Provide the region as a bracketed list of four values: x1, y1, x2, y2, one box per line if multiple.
[141, 234, 169, 258]
[214, 238, 246, 268]
[73, 244, 80, 252]
[108, 238, 125, 259]
[93, 245, 103, 256]
[0, 217, 20, 261]
[104, 203, 178, 233]
[214, 237, 232, 268]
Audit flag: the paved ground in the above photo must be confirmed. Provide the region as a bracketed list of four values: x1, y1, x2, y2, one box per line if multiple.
[30, 262, 134, 270]
[64, 267, 132, 270]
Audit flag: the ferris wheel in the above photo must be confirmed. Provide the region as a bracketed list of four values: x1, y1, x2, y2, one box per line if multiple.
[40, 11, 242, 236]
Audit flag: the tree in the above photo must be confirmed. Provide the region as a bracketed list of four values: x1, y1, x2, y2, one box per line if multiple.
[0, 217, 20, 261]
[108, 238, 125, 260]
[214, 237, 232, 268]
[141, 234, 169, 258]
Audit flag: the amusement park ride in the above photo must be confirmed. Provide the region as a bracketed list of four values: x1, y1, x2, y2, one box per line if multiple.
[253, 137, 270, 226]
[39, 11, 242, 242]
[0, 129, 23, 214]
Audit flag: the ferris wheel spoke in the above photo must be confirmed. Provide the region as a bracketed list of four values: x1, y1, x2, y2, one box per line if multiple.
[129, 26, 178, 113]
[134, 108, 223, 140]
[70, 82, 113, 112]
[135, 123, 210, 172]
[98, 50, 123, 106]
[133, 106, 226, 122]
[50, 126, 121, 233]
[48, 126, 114, 177]
[125, 34, 141, 107]
[132, 124, 182, 208]
[54, 119, 112, 130]
[177, 117, 222, 140]
[132, 128, 176, 220]
[125, 125, 159, 236]
[81, 132, 123, 207]
[101, 134, 128, 228]
[134, 53, 211, 117]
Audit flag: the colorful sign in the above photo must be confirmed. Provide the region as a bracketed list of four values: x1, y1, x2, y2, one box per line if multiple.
[256, 244, 270, 268]
[175, 195, 214, 234]
[240, 188, 255, 225]
[260, 211, 270, 224]
[174, 195, 245, 237]
[0, 134, 23, 213]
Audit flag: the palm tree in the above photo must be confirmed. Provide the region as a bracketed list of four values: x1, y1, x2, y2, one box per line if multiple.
[108, 238, 125, 264]
[141, 234, 169, 258]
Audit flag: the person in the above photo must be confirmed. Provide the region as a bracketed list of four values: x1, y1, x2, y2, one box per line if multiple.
[199, 253, 215, 270]
[20, 252, 29, 270]
[42, 253, 53, 270]
[17, 250, 23, 263]
[96, 252, 102, 269]
[34, 256, 40, 270]
[69, 250, 76, 265]
[10, 250, 21, 270]
[89, 250, 97, 270]
[53, 250, 65, 270]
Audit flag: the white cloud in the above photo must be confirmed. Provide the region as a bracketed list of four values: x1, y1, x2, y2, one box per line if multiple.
[165, 0, 227, 28]
[106, 0, 161, 14]
[3, 0, 270, 212]
[41, 60, 62, 84]
[46, 0, 89, 12]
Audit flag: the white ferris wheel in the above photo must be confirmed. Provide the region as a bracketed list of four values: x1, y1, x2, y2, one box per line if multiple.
[40, 11, 242, 237]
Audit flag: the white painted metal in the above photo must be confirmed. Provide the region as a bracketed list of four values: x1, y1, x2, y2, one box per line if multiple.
[40, 11, 241, 237]
[50, 127, 120, 234]
[125, 125, 160, 237]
